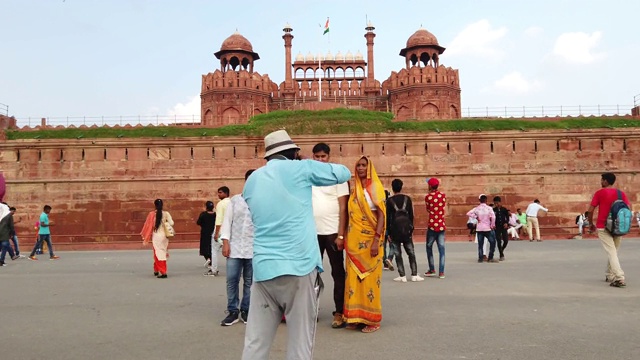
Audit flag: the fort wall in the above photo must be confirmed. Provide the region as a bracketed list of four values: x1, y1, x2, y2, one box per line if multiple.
[1, 129, 638, 249]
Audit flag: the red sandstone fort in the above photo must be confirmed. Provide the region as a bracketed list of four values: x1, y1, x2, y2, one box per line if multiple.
[200, 24, 461, 126]
[0, 25, 639, 250]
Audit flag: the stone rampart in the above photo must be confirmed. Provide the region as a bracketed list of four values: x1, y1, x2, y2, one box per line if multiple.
[1, 129, 638, 249]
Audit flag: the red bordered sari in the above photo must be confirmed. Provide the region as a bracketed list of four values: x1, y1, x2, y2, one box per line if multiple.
[343, 157, 386, 326]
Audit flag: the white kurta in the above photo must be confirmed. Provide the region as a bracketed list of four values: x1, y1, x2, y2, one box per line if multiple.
[152, 211, 173, 261]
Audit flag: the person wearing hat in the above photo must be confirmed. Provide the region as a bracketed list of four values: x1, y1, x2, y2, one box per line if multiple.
[241, 130, 351, 360]
[467, 194, 498, 263]
[424, 177, 447, 278]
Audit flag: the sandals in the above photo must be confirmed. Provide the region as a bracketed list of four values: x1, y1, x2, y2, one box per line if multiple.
[361, 325, 380, 333]
[610, 280, 626, 288]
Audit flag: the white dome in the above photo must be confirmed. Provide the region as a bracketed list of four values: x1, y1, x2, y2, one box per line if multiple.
[355, 50, 364, 60]
[345, 51, 354, 61]
[295, 52, 304, 61]
[335, 51, 344, 61]
[325, 50, 334, 60]
[305, 51, 314, 61]
[316, 52, 324, 60]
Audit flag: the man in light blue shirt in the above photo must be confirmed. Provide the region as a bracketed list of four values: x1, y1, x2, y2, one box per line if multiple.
[242, 130, 351, 360]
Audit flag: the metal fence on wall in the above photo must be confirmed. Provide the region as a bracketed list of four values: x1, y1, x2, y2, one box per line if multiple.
[0, 103, 8, 116]
[12, 104, 637, 128]
[461, 104, 633, 118]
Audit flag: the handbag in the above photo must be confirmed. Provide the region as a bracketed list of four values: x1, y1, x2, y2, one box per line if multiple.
[163, 219, 175, 238]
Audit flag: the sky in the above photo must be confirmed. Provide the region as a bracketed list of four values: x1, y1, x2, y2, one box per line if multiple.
[1, 0, 639, 123]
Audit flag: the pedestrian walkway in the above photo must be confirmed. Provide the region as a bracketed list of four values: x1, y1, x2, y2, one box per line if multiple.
[3, 239, 640, 359]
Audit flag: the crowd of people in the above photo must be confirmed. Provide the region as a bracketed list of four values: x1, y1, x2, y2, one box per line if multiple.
[0, 203, 60, 266]
[1, 130, 636, 360]
[135, 130, 637, 359]
[135, 130, 637, 360]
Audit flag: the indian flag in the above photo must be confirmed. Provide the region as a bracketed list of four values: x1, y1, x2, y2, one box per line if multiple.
[323, 18, 329, 35]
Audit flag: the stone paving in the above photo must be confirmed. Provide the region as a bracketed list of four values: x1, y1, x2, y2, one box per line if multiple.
[3, 239, 640, 360]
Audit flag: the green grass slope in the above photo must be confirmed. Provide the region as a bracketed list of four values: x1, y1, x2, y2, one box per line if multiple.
[5, 108, 639, 140]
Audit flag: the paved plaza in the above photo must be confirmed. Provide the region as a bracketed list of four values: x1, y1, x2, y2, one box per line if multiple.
[3, 239, 640, 360]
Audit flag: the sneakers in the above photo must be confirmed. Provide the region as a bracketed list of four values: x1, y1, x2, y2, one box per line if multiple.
[18, 254, 26, 258]
[488, 258, 499, 263]
[384, 259, 394, 271]
[411, 275, 425, 282]
[29, 256, 38, 261]
[438, 272, 445, 279]
[331, 312, 345, 328]
[11, 255, 19, 261]
[393, 276, 407, 283]
[477, 259, 484, 263]
[221, 311, 240, 326]
[424, 270, 436, 277]
[50, 255, 60, 260]
[0, 261, 5, 267]
[204, 269, 219, 276]
[499, 256, 505, 261]
[240, 310, 248, 324]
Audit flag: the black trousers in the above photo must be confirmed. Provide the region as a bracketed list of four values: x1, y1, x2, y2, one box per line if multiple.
[494, 227, 509, 257]
[318, 234, 345, 314]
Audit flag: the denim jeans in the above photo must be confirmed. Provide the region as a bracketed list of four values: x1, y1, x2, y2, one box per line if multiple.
[391, 238, 417, 277]
[386, 241, 396, 262]
[30, 234, 54, 258]
[11, 235, 20, 255]
[0, 240, 16, 262]
[476, 231, 496, 260]
[494, 227, 509, 257]
[426, 230, 446, 274]
[226, 257, 253, 313]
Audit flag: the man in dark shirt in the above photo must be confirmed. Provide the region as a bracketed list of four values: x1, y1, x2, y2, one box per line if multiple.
[493, 196, 510, 261]
[386, 179, 422, 282]
[0, 203, 18, 266]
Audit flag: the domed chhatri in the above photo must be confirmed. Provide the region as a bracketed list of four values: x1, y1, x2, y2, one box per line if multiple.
[400, 27, 445, 57]
[214, 31, 260, 62]
[220, 31, 254, 52]
[406, 28, 439, 48]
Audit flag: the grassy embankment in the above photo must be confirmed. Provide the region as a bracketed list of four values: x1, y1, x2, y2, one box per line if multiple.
[5, 108, 639, 140]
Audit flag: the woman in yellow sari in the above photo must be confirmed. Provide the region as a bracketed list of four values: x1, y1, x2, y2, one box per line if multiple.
[343, 156, 386, 333]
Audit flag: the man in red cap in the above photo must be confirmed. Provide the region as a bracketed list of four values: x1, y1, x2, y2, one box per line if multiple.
[424, 177, 447, 279]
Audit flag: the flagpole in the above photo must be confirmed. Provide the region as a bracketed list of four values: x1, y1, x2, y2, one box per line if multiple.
[319, 53, 322, 102]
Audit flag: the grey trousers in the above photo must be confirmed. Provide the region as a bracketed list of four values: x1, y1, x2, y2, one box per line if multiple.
[242, 269, 323, 360]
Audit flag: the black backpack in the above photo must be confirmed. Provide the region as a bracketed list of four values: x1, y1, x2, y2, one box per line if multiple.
[391, 195, 413, 238]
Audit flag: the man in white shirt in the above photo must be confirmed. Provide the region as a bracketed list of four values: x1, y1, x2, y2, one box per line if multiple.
[507, 210, 521, 240]
[311, 143, 349, 329]
[205, 186, 231, 276]
[220, 170, 255, 326]
[525, 199, 548, 242]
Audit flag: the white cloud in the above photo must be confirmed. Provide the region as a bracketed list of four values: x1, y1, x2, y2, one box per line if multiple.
[524, 26, 543, 37]
[492, 71, 543, 94]
[553, 31, 605, 64]
[168, 95, 200, 117]
[446, 19, 508, 58]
